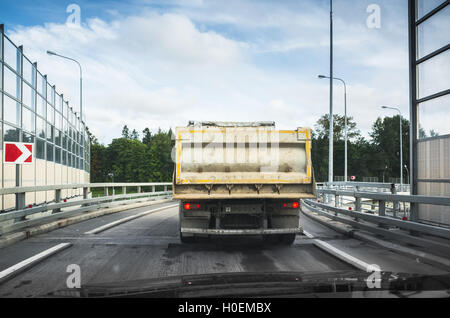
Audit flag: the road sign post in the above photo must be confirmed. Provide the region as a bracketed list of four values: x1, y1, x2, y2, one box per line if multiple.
[3, 142, 35, 217]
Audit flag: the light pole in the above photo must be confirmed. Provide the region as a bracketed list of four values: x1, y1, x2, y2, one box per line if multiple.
[383, 165, 388, 183]
[381, 106, 403, 186]
[328, 0, 334, 184]
[46, 51, 83, 122]
[319, 75, 347, 181]
[404, 165, 409, 185]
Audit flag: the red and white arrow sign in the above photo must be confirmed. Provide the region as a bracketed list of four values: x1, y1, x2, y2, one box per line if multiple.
[4, 142, 34, 164]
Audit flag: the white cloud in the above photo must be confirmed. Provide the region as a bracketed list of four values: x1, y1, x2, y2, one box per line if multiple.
[5, 0, 415, 143]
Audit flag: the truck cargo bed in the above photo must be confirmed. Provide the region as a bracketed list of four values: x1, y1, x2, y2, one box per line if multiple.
[173, 122, 316, 199]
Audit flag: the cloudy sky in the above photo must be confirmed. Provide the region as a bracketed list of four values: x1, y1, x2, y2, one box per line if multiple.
[2, 0, 414, 143]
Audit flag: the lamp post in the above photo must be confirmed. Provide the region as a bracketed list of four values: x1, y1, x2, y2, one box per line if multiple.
[381, 106, 403, 186]
[328, 0, 334, 184]
[404, 165, 410, 189]
[46, 50, 83, 122]
[319, 75, 347, 181]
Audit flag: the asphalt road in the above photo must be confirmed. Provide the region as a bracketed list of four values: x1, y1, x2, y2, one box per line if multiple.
[0, 200, 447, 297]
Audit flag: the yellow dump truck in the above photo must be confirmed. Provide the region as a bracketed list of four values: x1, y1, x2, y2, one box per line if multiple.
[173, 121, 316, 244]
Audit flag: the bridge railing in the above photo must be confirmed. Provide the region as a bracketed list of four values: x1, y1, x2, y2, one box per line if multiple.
[303, 182, 450, 240]
[0, 183, 173, 236]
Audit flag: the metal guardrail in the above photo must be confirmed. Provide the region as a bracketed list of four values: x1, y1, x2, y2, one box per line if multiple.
[319, 181, 411, 193]
[1, 182, 172, 211]
[303, 182, 450, 240]
[0, 183, 173, 236]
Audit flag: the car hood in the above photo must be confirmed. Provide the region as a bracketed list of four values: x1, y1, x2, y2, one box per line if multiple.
[47, 271, 450, 298]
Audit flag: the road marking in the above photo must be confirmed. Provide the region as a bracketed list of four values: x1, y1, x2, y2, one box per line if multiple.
[303, 230, 315, 238]
[84, 203, 179, 235]
[0, 243, 72, 284]
[312, 239, 377, 272]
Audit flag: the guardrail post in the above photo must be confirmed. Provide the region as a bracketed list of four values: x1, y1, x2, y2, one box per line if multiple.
[410, 203, 419, 222]
[378, 200, 386, 216]
[15, 192, 26, 222]
[335, 194, 339, 208]
[355, 197, 362, 212]
[52, 189, 62, 213]
[137, 186, 141, 193]
[164, 185, 168, 192]
[377, 200, 389, 228]
[409, 203, 420, 236]
[104, 187, 108, 196]
[81, 187, 89, 207]
[152, 185, 155, 192]
[122, 186, 126, 195]
[391, 184, 399, 218]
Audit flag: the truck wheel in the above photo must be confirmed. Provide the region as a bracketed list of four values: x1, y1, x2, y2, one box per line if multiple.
[280, 234, 296, 245]
[262, 235, 279, 244]
[180, 232, 195, 244]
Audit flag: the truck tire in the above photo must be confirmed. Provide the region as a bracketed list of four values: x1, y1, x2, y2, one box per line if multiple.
[262, 235, 279, 244]
[280, 234, 296, 245]
[180, 232, 195, 244]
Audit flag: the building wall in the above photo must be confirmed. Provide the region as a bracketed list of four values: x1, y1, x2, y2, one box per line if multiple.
[417, 135, 450, 225]
[1, 27, 90, 211]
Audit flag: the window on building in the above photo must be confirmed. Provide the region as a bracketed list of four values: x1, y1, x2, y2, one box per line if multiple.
[36, 138, 45, 159]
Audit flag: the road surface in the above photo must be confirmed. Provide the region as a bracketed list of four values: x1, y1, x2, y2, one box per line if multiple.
[0, 200, 447, 297]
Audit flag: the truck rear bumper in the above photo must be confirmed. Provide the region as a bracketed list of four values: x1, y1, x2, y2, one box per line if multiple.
[180, 227, 302, 235]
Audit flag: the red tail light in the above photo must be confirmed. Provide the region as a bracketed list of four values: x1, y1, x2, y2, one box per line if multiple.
[184, 203, 201, 211]
[282, 202, 300, 209]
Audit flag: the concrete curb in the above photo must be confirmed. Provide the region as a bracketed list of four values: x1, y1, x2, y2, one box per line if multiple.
[301, 207, 450, 271]
[0, 198, 175, 249]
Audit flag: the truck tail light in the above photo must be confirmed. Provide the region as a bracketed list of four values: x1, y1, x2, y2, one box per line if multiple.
[282, 202, 300, 209]
[184, 203, 201, 211]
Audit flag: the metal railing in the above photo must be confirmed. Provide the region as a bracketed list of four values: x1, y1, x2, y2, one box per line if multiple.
[0, 183, 173, 236]
[303, 182, 450, 240]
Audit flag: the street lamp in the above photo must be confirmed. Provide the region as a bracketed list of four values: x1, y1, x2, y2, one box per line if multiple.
[319, 75, 347, 182]
[46, 50, 83, 122]
[381, 106, 403, 186]
[404, 165, 410, 185]
[328, 0, 334, 184]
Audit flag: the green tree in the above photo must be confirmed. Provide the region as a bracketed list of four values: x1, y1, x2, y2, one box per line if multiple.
[121, 125, 130, 139]
[369, 115, 410, 183]
[312, 114, 361, 182]
[107, 138, 147, 182]
[142, 128, 152, 145]
[314, 114, 360, 142]
[145, 129, 174, 182]
[131, 129, 139, 140]
[90, 143, 108, 182]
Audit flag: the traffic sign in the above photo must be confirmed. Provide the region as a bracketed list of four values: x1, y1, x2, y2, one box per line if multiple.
[350, 175, 356, 181]
[4, 142, 34, 164]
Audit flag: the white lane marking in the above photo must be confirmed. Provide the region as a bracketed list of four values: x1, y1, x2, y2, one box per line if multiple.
[303, 230, 315, 238]
[0, 243, 72, 283]
[84, 203, 179, 235]
[312, 239, 378, 272]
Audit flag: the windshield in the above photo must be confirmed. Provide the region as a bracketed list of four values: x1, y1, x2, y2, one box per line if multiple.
[0, 0, 449, 307]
